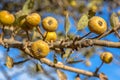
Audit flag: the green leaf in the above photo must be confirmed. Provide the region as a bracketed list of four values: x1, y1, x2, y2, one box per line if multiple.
[110, 12, 119, 28]
[77, 14, 88, 30]
[64, 13, 70, 37]
[22, 0, 35, 14]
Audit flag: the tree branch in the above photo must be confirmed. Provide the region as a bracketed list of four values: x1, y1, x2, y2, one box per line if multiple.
[1, 31, 120, 78]
[40, 58, 96, 77]
[1, 38, 120, 50]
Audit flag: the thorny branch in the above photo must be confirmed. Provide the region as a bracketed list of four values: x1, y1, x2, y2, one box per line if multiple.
[1, 38, 120, 50]
[0, 23, 120, 78]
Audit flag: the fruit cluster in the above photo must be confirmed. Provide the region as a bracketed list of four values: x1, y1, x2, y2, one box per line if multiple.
[31, 16, 58, 58]
[42, 16, 58, 42]
[0, 10, 59, 59]
[0, 10, 113, 64]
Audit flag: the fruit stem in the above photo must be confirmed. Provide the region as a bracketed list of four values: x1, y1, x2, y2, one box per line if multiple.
[78, 32, 92, 41]
[10, 26, 15, 40]
[25, 30, 31, 41]
[43, 31, 48, 41]
[36, 26, 44, 39]
[81, 32, 92, 39]
[2, 25, 5, 40]
[114, 29, 120, 39]
[94, 61, 104, 75]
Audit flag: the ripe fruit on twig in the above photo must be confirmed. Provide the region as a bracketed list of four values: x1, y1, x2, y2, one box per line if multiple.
[100, 52, 113, 64]
[42, 17, 58, 32]
[88, 16, 107, 34]
[31, 40, 50, 58]
[0, 10, 15, 25]
[69, 0, 77, 7]
[26, 13, 41, 26]
[44, 32, 57, 42]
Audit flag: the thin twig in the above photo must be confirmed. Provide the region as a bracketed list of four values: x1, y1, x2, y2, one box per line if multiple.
[43, 31, 48, 41]
[114, 30, 120, 39]
[94, 61, 104, 75]
[36, 26, 44, 39]
[14, 59, 30, 65]
[40, 58, 97, 77]
[25, 30, 31, 41]
[95, 23, 120, 40]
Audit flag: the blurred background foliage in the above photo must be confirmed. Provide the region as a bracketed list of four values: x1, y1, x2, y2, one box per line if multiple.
[0, 0, 120, 80]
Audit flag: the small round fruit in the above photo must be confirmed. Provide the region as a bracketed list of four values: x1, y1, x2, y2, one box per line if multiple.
[0, 10, 15, 25]
[44, 32, 57, 42]
[70, 0, 77, 7]
[100, 52, 113, 64]
[0, 10, 9, 16]
[91, 5, 98, 12]
[42, 17, 58, 32]
[31, 40, 50, 58]
[88, 16, 107, 34]
[26, 13, 41, 26]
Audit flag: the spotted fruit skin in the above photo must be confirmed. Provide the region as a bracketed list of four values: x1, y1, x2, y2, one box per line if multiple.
[0, 10, 15, 25]
[42, 17, 58, 32]
[88, 16, 107, 34]
[44, 32, 57, 42]
[26, 13, 41, 26]
[100, 52, 113, 64]
[31, 40, 50, 58]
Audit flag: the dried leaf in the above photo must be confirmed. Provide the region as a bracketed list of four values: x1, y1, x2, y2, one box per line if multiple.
[36, 64, 44, 73]
[85, 60, 91, 66]
[110, 12, 119, 28]
[54, 54, 58, 64]
[64, 13, 70, 37]
[99, 73, 108, 80]
[57, 69, 67, 80]
[62, 49, 72, 59]
[77, 14, 88, 30]
[6, 56, 14, 68]
[66, 58, 74, 64]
